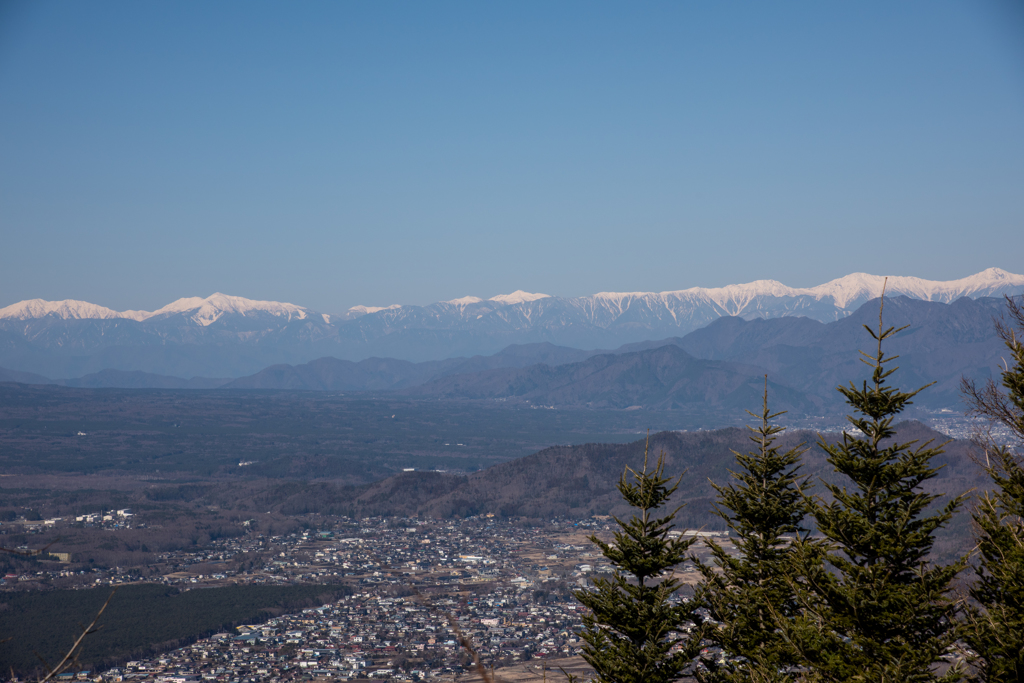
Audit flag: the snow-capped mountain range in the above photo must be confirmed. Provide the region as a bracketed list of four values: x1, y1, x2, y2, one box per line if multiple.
[1, 268, 1022, 379]
[342, 267, 1024, 326]
[0, 292, 318, 325]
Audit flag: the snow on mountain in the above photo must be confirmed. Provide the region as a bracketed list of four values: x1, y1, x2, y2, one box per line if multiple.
[445, 296, 485, 307]
[441, 291, 551, 307]
[489, 290, 551, 305]
[0, 293, 312, 326]
[344, 304, 402, 319]
[144, 296, 208, 317]
[344, 291, 551, 319]
[144, 293, 310, 326]
[582, 268, 1024, 321]
[801, 268, 1024, 308]
[0, 298, 127, 321]
[3, 270, 1022, 330]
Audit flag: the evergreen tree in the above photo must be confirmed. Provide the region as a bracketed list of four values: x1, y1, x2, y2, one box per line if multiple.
[960, 295, 1024, 682]
[695, 383, 808, 683]
[573, 437, 706, 683]
[788, 292, 966, 683]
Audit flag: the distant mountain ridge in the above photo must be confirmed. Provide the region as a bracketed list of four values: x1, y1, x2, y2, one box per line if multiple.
[4, 295, 1008, 414]
[1, 268, 1021, 378]
[394, 295, 1009, 411]
[223, 343, 594, 391]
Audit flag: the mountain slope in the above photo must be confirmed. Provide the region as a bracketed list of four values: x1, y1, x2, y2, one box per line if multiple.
[402, 344, 816, 411]
[224, 357, 444, 391]
[0, 366, 55, 385]
[223, 342, 596, 391]
[328, 422, 981, 532]
[672, 295, 1009, 408]
[62, 370, 230, 389]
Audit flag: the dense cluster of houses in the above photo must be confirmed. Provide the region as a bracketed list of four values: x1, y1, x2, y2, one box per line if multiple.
[99, 588, 590, 682]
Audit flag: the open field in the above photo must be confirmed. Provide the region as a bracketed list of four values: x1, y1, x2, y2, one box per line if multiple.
[455, 656, 594, 683]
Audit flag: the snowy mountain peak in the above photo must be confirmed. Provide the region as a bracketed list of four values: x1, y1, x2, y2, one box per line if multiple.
[147, 293, 310, 326]
[680, 280, 798, 309]
[805, 269, 1024, 308]
[969, 266, 1014, 281]
[445, 296, 484, 307]
[0, 298, 125, 321]
[488, 290, 551, 306]
[0, 293, 312, 326]
[804, 273, 890, 308]
[951, 267, 1020, 292]
[577, 270, 1024, 313]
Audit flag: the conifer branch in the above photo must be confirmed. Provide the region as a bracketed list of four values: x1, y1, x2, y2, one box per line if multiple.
[38, 589, 116, 683]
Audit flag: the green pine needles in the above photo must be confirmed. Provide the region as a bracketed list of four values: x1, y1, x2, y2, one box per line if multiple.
[696, 383, 808, 683]
[788, 290, 966, 682]
[569, 291, 1024, 682]
[573, 436, 705, 683]
[961, 295, 1024, 682]
[962, 445, 1024, 682]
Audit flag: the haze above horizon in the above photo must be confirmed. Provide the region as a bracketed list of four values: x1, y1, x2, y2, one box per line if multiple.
[1, 1, 1022, 313]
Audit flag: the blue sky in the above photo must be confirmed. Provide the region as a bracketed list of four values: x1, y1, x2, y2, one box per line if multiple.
[1, 1, 1022, 314]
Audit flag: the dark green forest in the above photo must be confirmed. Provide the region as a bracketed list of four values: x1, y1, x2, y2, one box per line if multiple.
[0, 583, 350, 675]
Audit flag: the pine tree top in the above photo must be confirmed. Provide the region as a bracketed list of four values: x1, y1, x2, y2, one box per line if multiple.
[790, 286, 966, 683]
[574, 436, 706, 683]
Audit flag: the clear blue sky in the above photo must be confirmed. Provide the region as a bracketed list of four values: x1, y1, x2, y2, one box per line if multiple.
[1, 1, 1022, 314]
